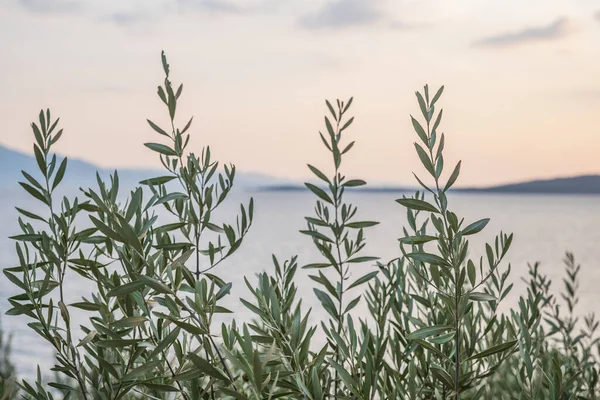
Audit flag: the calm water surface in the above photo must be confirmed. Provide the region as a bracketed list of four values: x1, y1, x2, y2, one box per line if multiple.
[1, 189, 599, 380]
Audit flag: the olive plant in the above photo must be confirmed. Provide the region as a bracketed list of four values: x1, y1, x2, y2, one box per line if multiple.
[391, 85, 520, 398]
[4, 51, 253, 399]
[507, 253, 600, 400]
[3, 52, 598, 400]
[0, 317, 16, 399]
[299, 98, 381, 398]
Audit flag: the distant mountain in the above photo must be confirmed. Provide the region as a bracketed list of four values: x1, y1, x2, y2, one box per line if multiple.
[258, 175, 600, 195]
[0, 145, 292, 191]
[3, 145, 598, 195]
[258, 184, 417, 193]
[0, 144, 149, 188]
[458, 175, 600, 195]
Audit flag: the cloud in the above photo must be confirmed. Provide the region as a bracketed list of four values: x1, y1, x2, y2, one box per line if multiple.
[569, 88, 600, 100]
[389, 20, 409, 29]
[101, 1, 243, 28]
[595, 10, 600, 23]
[298, 0, 383, 30]
[176, 0, 241, 14]
[86, 83, 133, 94]
[388, 19, 425, 30]
[17, 0, 83, 15]
[473, 17, 572, 48]
[100, 11, 157, 27]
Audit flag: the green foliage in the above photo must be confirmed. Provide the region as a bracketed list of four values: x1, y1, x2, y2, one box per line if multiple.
[2, 52, 598, 399]
[0, 317, 17, 399]
[481, 254, 600, 400]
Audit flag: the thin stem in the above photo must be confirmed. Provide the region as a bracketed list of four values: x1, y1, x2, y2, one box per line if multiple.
[42, 138, 89, 400]
[205, 346, 216, 400]
[424, 100, 460, 398]
[454, 283, 460, 399]
[113, 328, 138, 400]
[332, 118, 345, 400]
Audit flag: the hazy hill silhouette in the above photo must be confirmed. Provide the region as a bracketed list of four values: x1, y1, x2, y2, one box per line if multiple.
[2, 145, 598, 194]
[258, 176, 600, 195]
[0, 145, 291, 190]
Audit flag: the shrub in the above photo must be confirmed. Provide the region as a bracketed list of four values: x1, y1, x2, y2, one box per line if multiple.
[0, 317, 17, 399]
[3, 52, 598, 399]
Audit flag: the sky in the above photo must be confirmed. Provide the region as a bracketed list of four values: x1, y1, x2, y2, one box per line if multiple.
[1, 0, 599, 186]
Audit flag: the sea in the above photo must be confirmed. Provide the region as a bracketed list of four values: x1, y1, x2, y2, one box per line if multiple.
[1, 188, 599, 382]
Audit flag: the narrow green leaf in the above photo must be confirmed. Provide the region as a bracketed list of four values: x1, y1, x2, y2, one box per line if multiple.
[343, 179, 366, 188]
[467, 260, 476, 286]
[340, 116, 354, 132]
[111, 316, 148, 329]
[468, 340, 517, 361]
[96, 339, 141, 348]
[89, 216, 123, 243]
[396, 198, 439, 213]
[411, 116, 428, 145]
[346, 256, 379, 264]
[144, 142, 177, 156]
[307, 164, 330, 184]
[304, 183, 333, 204]
[462, 218, 490, 236]
[122, 360, 160, 381]
[469, 292, 497, 302]
[431, 365, 454, 388]
[330, 361, 362, 398]
[77, 331, 97, 347]
[314, 288, 337, 319]
[347, 271, 379, 290]
[137, 275, 172, 294]
[431, 85, 445, 105]
[486, 244, 494, 267]
[188, 352, 230, 382]
[415, 143, 435, 176]
[139, 176, 176, 186]
[346, 221, 379, 229]
[169, 319, 207, 335]
[429, 331, 455, 344]
[302, 263, 331, 269]
[106, 281, 144, 297]
[400, 235, 438, 245]
[141, 383, 179, 392]
[19, 182, 48, 205]
[33, 145, 46, 176]
[325, 100, 337, 121]
[70, 302, 101, 311]
[9, 234, 43, 242]
[408, 325, 453, 340]
[300, 230, 333, 243]
[415, 92, 428, 121]
[15, 207, 45, 222]
[52, 157, 68, 190]
[405, 252, 452, 268]
[149, 327, 181, 360]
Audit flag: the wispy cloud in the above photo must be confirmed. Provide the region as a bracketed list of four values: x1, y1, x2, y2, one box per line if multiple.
[100, 10, 157, 27]
[86, 83, 133, 94]
[15, 0, 244, 25]
[389, 20, 409, 30]
[569, 88, 600, 100]
[595, 10, 600, 23]
[298, 0, 383, 30]
[97, 1, 243, 28]
[388, 19, 427, 30]
[176, 0, 241, 14]
[17, 0, 83, 15]
[473, 17, 573, 48]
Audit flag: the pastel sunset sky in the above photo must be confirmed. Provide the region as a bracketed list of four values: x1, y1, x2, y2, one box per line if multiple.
[1, 0, 599, 186]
